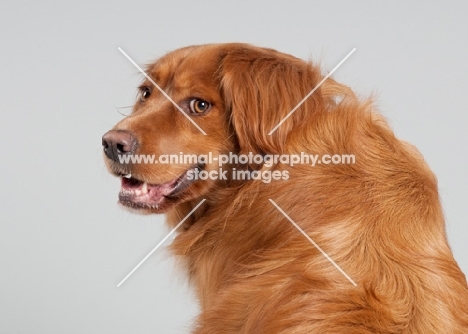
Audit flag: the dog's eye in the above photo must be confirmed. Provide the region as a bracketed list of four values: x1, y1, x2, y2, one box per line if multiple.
[140, 87, 152, 101]
[189, 99, 211, 114]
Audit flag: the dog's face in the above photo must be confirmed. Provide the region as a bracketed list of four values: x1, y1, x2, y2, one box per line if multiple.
[102, 45, 236, 213]
[103, 43, 324, 213]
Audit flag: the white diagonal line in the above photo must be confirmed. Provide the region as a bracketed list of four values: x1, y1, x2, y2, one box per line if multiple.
[269, 199, 357, 286]
[268, 48, 356, 135]
[117, 199, 206, 287]
[118, 47, 207, 135]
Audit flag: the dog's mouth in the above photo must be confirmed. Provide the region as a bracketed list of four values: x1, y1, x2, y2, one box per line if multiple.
[118, 164, 204, 210]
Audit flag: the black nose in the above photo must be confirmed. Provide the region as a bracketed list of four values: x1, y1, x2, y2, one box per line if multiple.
[102, 130, 138, 162]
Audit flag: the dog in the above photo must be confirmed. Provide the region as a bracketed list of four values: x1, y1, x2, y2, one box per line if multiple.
[102, 43, 468, 333]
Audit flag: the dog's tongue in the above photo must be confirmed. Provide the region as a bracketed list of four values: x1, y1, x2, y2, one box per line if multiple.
[120, 177, 177, 204]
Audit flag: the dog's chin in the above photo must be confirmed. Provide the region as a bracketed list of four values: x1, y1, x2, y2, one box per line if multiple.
[117, 164, 204, 214]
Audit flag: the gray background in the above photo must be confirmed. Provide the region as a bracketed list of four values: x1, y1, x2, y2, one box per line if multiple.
[1, 1, 467, 333]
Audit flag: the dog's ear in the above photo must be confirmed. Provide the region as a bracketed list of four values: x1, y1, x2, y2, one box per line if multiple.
[219, 46, 324, 155]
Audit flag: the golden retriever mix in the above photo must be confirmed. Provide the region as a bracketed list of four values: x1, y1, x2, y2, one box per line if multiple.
[102, 43, 468, 333]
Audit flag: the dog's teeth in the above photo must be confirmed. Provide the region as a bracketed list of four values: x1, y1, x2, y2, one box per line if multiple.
[123, 174, 132, 179]
[141, 182, 148, 194]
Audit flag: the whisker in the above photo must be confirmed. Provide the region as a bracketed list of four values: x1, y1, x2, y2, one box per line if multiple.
[113, 104, 133, 117]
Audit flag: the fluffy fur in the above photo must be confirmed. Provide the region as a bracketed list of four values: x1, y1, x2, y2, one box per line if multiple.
[103, 43, 468, 333]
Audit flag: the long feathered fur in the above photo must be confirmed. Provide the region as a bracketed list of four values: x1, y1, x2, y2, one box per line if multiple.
[108, 43, 468, 333]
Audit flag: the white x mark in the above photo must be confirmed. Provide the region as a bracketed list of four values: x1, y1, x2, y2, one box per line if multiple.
[268, 48, 356, 135]
[117, 199, 206, 287]
[269, 199, 357, 286]
[118, 47, 207, 135]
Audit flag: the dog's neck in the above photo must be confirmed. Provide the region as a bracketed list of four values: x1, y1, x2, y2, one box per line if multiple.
[166, 179, 270, 300]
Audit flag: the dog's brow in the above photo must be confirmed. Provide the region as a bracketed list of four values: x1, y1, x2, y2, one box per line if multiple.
[118, 47, 207, 135]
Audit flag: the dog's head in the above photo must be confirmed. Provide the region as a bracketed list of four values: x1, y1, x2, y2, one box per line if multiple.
[102, 43, 329, 213]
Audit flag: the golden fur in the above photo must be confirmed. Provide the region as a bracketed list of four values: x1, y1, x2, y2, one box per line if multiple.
[104, 43, 468, 333]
